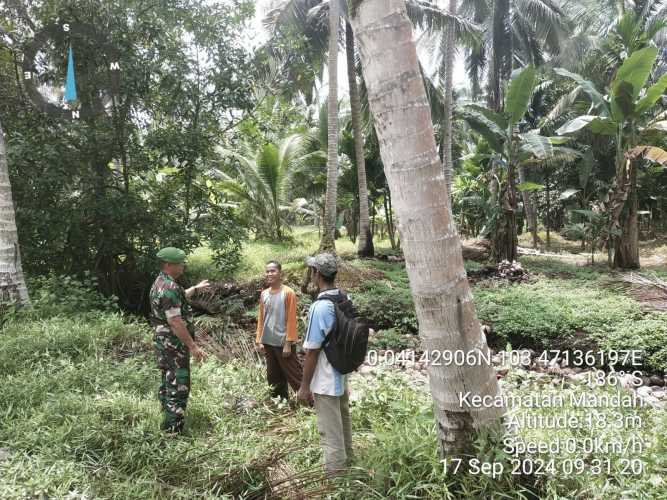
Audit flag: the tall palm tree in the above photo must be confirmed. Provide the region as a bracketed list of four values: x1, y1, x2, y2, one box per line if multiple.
[553, 0, 667, 76]
[460, 0, 572, 108]
[459, 0, 571, 254]
[352, 0, 503, 455]
[345, 22, 373, 256]
[319, 0, 339, 251]
[462, 67, 581, 262]
[0, 119, 30, 305]
[265, 0, 480, 255]
[407, 0, 482, 200]
[441, 0, 457, 200]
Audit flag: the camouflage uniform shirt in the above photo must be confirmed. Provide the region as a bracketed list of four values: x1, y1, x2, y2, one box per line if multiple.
[149, 272, 195, 341]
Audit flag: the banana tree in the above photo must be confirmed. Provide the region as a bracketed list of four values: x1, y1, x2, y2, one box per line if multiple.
[554, 46, 667, 268]
[461, 65, 579, 262]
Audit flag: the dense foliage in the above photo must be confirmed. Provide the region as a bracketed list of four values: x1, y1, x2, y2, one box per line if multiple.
[1, 0, 258, 311]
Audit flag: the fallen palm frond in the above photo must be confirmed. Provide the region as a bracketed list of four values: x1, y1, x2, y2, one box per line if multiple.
[190, 282, 256, 316]
[603, 272, 667, 311]
[155, 442, 336, 499]
[196, 316, 262, 364]
[208, 446, 348, 499]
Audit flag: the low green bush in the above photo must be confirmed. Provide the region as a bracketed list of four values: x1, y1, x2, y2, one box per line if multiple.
[25, 272, 119, 318]
[474, 279, 633, 340]
[598, 315, 667, 372]
[518, 256, 607, 280]
[474, 278, 667, 371]
[353, 279, 418, 334]
[368, 328, 415, 350]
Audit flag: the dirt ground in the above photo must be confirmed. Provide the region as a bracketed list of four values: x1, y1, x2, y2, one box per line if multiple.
[516, 231, 667, 270]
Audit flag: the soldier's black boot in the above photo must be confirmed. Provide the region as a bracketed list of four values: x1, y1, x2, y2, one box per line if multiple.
[161, 419, 184, 435]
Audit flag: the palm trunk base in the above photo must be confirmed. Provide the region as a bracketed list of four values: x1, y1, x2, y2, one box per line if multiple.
[613, 201, 639, 269]
[492, 210, 518, 262]
[0, 271, 28, 305]
[611, 161, 639, 269]
[434, 405, 506, 457]
[319, 236, 336, 253]
[357, 228, 374, 258]
[436, 410, 475, 456]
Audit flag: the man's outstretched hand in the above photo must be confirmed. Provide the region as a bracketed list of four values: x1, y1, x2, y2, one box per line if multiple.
[186, 280, 211, 299]
[194, 280, 211, 292]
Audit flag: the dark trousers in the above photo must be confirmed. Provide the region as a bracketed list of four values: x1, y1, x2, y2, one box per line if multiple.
[264, 344, 303, 400]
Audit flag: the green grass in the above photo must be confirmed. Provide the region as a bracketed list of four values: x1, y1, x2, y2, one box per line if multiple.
[188, 226, 396, 282]
[348, 255, 667, 372]
[7, 229, 666, 498]
[0, 313, 302, 499]
[2, 312, 664, 499]
[474, 276, 667, 372]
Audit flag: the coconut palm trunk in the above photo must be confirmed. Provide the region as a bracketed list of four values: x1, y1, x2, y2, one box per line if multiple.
[0, 119, 30, 305]
[346, 22, 374, 257]
[320, 0, 340, 252]
[351, 0, 503, 455]
[441, 0, 456, 200]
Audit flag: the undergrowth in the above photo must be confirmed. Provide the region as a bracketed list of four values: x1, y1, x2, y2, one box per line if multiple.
[1, 310, 665, 499]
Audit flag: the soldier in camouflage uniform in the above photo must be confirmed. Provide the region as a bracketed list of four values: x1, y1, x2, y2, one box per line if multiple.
[150, 247, 210, 433]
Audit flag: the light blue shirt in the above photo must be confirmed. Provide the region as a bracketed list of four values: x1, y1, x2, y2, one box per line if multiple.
[303, 289, 346, 396]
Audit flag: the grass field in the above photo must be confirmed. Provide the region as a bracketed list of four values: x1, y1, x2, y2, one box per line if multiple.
[2, 228, 667, 499]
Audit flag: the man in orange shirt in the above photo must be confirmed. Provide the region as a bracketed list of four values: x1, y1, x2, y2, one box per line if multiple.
[256, 261, 303, 400]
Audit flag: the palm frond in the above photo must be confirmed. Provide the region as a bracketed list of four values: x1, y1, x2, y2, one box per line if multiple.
[514, 0, 570, 53]
[465, 42, 487, 99]
[406, 0, 483, 48]
[459, 0, 491, 20]
[512, 11, 544, 67]
[217, 147, 272, 202]
[546, 85, 583, 123]
[257, 143, 283, 204]
[549, 33, 601, 72]
[603, 271, 667, 311]
[216, 179, 257, 205]
[521, 146, 581, 167]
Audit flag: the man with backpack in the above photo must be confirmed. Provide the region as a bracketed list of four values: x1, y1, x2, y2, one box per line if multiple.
[298, 253, 369, 473]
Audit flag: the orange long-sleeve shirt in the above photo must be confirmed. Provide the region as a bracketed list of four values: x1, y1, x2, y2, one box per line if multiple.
[255, 285, 299, 345]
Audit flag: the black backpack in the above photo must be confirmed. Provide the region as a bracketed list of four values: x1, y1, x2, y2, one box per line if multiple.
[316, 290, 369, 374]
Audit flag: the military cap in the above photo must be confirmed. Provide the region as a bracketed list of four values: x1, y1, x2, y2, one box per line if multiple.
[306, 253, 337, 278]
[156, 247, 187, 264]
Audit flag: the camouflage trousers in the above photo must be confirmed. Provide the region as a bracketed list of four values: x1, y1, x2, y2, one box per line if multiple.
[155, 334, 191, 432]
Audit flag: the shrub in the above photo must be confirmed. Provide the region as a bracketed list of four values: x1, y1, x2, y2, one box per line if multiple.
[353, 280, 418, 334]
[26, 272, 119, 318]
[474, 279, 643, 344]
[207, 217, 247, 276]
[598, 315, 667, 372]
[368, 328, 416, 350]
[473, 278, 667, 371]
